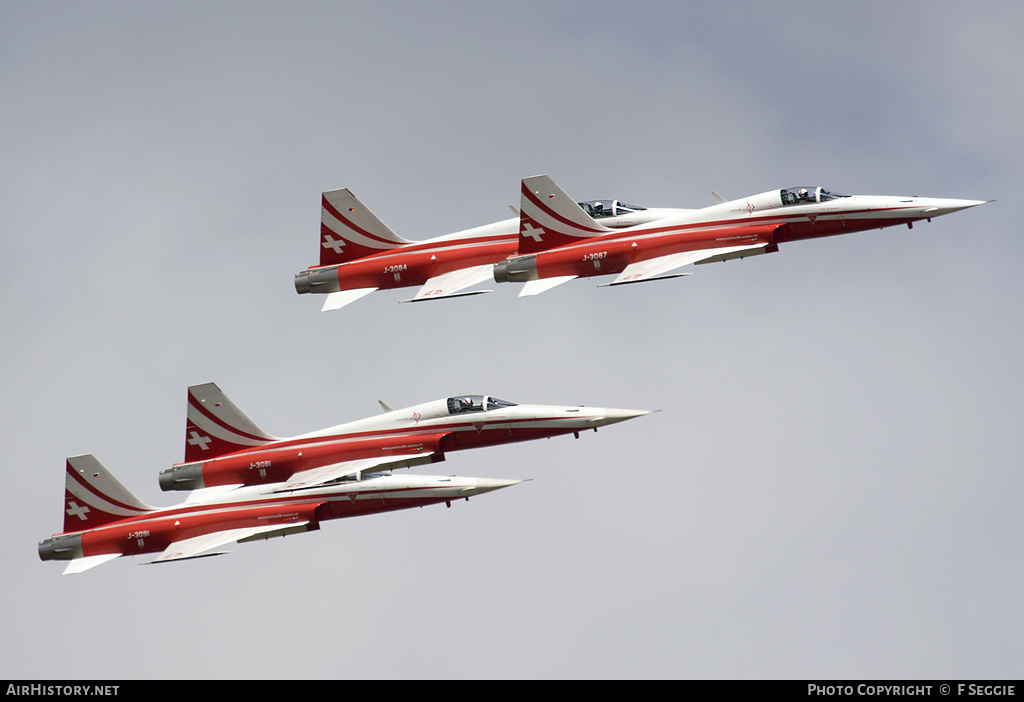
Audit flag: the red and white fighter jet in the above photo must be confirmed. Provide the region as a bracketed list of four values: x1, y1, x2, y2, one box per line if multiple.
[161, 383, 649, 492]
[293, 186, 686, 311]
[494, 175, 987, 295]
[39, 384, 650, 574]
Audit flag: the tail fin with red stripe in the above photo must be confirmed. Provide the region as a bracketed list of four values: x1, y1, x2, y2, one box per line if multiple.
[517, 175, 612, 254]
[63, 455, 153, 533]
[319, 188, 413, 266]
[184, 383, 278, 463]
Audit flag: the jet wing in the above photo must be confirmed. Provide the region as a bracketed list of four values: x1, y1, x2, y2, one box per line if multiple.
[148, 524, 310, 564]
[600, 242, 769, 287]
[279, 451, 441, 491]
[62, 523, 315, 571]
[401, 264, 494, 303]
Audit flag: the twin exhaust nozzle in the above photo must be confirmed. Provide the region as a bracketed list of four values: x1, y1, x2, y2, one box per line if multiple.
[297, 257, 540, 294]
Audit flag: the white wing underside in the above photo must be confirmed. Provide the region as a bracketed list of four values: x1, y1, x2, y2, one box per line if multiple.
[601, 243, 768, 287]
[152, 453, 438, 561]
[320, 265, 494, 309]
[280, 452, 436, 490]
[515, 243, 767, 296]
[148, 524, 309, 564]
[402, 265, 494, 303]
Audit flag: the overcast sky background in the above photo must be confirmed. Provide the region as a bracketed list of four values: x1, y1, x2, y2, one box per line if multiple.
[3, 1, 1021, 680]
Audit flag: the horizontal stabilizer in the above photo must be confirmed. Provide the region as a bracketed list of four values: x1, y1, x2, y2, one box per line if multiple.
[183, 484, 245, 504]
[62, 553, 120, 575]
[402, 265, 495, 303]
[519, 276, 577, 297]
[322, 288, 378, 312]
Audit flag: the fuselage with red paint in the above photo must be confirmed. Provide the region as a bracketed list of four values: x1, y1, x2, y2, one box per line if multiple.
[501, 185, 985, 285]
[160, 395, 650, 492]
[41, 471, 520, 566]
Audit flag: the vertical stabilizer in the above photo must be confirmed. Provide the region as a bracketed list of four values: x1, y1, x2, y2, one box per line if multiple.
[518, 175, 611, 254]
[184, 383, 279, 463]
[63, 455, 152, 533]
[319, 188, 413, 266]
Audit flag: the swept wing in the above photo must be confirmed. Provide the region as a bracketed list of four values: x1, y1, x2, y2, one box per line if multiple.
[148, 524, 312, 564]
[401, 264, 494, 303]
[600, 242, 769, 287]
[278, 451, 441, 491]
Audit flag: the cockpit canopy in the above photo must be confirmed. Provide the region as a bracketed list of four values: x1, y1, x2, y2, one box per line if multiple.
[780, 186, 849, 205]
[447, 395, 518, 414]
[577, 200, 647, 218]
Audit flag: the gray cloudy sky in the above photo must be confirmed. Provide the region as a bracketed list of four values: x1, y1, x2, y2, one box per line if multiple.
[3, 0, 1021, 680]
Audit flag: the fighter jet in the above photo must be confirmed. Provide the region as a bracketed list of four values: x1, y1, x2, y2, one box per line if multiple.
[493, 175, 987, 296]
[293, 187, 687, 311]
[39, 384, 650, 573]
[39, 454, 520, 575]
[159, 383, 649, 492]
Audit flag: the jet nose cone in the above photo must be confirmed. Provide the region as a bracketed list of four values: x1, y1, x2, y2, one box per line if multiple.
[921, 198, 989, 217]
[459, 477, 523, 496]
[586, 408, 654, 427]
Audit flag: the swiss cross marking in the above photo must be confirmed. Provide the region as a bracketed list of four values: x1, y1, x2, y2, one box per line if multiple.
[322, 233, 346, 254]
[187, 431, 212, 451]
[521, 222, 545, 243]
[66, 501, 90, 521]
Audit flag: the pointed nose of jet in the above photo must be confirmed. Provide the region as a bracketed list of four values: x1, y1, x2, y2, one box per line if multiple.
[918, 197, 988, 217]
[458, 477, 523, 496]
[584, 407, 655, 428]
